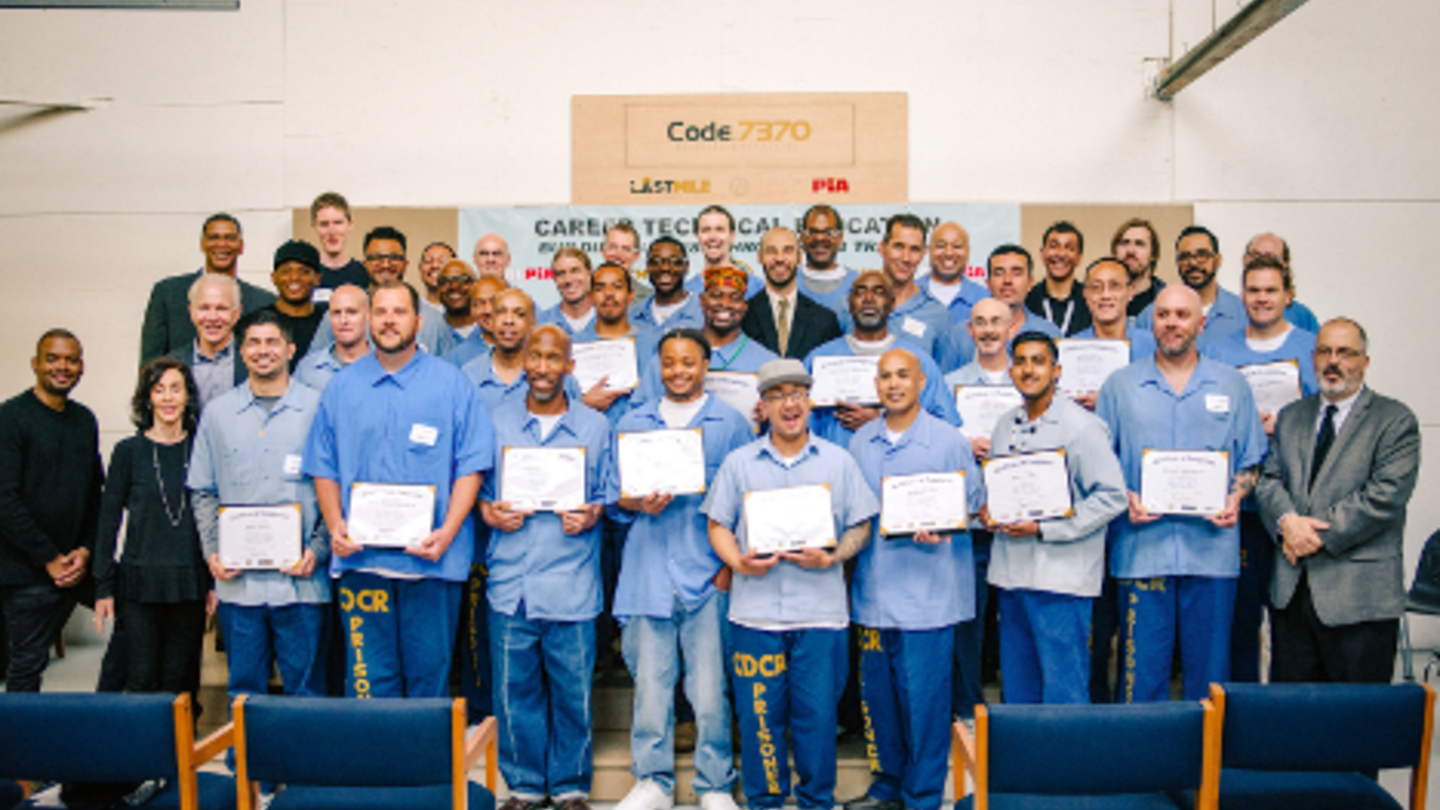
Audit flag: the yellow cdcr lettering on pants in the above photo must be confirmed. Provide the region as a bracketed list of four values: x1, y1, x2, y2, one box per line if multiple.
[758, 653, 786, 678]
[339, 587, 355, 612]
[356, 589, 389, 612]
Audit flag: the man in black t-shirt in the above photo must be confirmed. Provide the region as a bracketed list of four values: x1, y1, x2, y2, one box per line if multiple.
[0, 329, 103, 691]
[262, 240, 328, 367]
[1024, 220, 1091, 336]
[309, 192, 370, 300]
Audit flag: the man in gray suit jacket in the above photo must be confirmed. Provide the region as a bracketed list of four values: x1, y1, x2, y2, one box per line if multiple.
[1257, 317, 1421, 683]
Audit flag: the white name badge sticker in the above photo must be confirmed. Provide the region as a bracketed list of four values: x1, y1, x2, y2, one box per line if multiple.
[901, 316, 926, 338]
[410, 423, 439, 446]
[283, 454, 303, 475]
[1205, 394, 1230, 413]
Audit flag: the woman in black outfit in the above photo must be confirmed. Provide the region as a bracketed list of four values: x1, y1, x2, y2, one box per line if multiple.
[93, 358, 213, 696]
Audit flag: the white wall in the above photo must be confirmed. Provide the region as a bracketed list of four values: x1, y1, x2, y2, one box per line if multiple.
[0, 0, 1435, 605]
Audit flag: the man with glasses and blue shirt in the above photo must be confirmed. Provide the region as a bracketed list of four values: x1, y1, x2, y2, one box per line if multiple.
[702, 358, 879, 810]
[1134, 226, 1245, 350]
[632, 237, 705, 332]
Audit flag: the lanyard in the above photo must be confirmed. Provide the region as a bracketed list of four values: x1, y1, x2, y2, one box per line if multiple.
[1041, 296, 1074, 335]
[711, 334, 749, 371]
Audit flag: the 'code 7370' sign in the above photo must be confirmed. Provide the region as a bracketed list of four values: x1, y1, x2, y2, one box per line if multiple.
[573, 92, 907, 205]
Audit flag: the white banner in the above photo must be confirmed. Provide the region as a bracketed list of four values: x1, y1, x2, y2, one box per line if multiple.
[458, 203, 1019, 310]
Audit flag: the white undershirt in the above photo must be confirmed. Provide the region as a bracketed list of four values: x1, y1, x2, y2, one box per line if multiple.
[979, 367, 1009, 385]
[651, 294, 689, 325]
[453, 324, 477, 339]
[562, 309, 596, 334]
[927, 279, 962, 307]
[531, 411, 563, 440]
[802, 265, 847, 282]
[1246, 325, 1292, 353]
[659, 394, 708, 429]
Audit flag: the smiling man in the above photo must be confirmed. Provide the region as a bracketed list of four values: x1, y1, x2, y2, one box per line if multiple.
[941, 245, 1062, 373]
[262, 239, 327, 366]
[305, 280, 494, 699]
[418, 242, 458, 318]
[436, 258, 479, 345]
[473, 233, 515, 283]
[1096, 285, 1267, 703]
[985, 333, 1126, 704]
[702, 357, 879, 810]
[140, 213, 275, 366]
[538, 247, 598, 336]
[633, 236, 704, 332]
[190, 309, 330, 704]
[166, 273, 247, 407]
[1026, 221, 1090, 336]
[844, 348, 983, 810]
[0, 329, 103, 692]
[1135, 226, 1246, 349]
[684, 205, 763, 298]
[1110, 219, 1165, 318]
[481, 325, 612, 810]
[797, 204, 858, 316]
[855, 214, 952, 362]
[742, 227, 842, 360]
[923, 221, 990, 325]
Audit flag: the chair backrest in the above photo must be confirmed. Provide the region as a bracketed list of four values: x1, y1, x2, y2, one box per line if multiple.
[0, 692, 179, 784]
[1216, 682, 1431, 772]
[1408, 528, 1440, 611]
[985, 702, 1209, 795]
[236, 695, 456, 787]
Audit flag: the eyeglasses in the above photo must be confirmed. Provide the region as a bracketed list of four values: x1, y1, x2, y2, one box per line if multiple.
[366, 253, 405, 264]
[439, 275, 475, 286]
[762, 390, 808, 404]
[1176, 250, 1216, 264]
[1316, 346, 1364, 361]
[805, 228, 842, 238]
[649, 257, 687, 269]
[475, 250, 506, 259]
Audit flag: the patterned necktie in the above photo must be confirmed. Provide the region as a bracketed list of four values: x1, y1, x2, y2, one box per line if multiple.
[1310, 403, 1338, 490]
[776, 297, 791, 357]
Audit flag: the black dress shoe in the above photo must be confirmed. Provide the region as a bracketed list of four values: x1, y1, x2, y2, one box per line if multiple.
[843, 795, 903, 810]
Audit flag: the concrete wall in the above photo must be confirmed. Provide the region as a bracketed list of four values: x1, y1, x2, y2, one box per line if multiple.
[0, 0, 1435, 612]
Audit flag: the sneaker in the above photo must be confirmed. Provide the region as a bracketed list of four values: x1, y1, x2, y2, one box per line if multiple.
[615, 780, 672, 810]
[699, 791, 742, 810]
[555, 797, 594, 810]
[499, 797, 550, 810]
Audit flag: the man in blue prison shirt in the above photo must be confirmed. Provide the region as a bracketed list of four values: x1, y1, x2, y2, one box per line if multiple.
[304, 280, 494, 699]
[702, 358, 879, 810]
[986, 333, 1127, 704]
[844, 348, 984, 810]
[806, 271, 957, 449]
[1200, 254, 1318, 683]
[607, 328, 751, 810]
[1096, 285, 1266, 703]
[190, 310, 330, 702]
[480, 325, 612, 810]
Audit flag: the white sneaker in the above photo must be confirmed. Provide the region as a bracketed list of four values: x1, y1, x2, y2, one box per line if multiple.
[616, 779, 673, 810]
[699, 791, 741, 810]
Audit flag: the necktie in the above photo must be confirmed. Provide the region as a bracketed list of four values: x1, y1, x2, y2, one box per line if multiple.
[776, 297, 791, 356]
[1310, 403, 1337, 490]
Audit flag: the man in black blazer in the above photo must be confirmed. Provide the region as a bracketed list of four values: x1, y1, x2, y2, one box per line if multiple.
[140, 213, 275, 367]
[162, 273, 249, 407]
[741, 227, 842, 359]
[1256, 318, 1421, 683]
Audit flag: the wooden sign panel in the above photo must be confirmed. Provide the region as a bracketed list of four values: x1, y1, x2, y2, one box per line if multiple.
[573, 92, 907, 205]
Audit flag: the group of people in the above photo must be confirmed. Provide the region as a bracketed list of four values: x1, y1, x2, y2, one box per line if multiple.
[0, 191, 1420, 810]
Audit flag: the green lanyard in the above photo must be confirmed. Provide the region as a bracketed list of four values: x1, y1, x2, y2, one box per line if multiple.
[711, 334, 749, 372]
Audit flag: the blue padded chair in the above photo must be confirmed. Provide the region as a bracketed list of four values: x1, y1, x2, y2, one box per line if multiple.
[0, 691, 236, 810]
[1180, 682, 1435, 810]
[952, 701, 1219, 810]
[233, 695, 497, 810]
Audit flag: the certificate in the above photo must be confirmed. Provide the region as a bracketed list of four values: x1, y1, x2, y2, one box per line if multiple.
[571, 338, 639, 392]
[347, 483, 436, 547]
[705, 371, 761, 431]
[1140, 450, 1229, 517]
[1057, 339, 1131, 396]
[954, 385, 1023, 441]
[809, 355, 880, 407]
[218, 505, 302, 570]
[880, 472, 968, 536]
[617, 428, 706, 497]
[1239, 360, 1302, 416]
[501, 446, 587, 512]
[982, 451, 1074, 524]
[743, 484, 835, 554]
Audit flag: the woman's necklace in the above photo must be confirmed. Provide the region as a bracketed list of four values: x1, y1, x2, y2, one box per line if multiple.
[151, 436, 190, 528]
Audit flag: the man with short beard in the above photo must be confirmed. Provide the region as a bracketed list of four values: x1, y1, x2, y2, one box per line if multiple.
[305, 281, 494, 698]
[741, 227, 842, 359]
[807, 272, 955, 448]
[797, 204, 859, 315]
[1110, 218, 1165, 318]
[574, 263, 659, 427]
[481, 325, 611, 810]
[435, 258, 480, 348]
[418, 242, 457, 319]
[923, 221, 990, 325]
[1096, 285, 1266, 703]
[1135, 226, 1246, 350]
[940, 245, 1060, 373]
[0, 329, 103, 692]
[262, 239, 327, 365]
[633, 237, 704, 332]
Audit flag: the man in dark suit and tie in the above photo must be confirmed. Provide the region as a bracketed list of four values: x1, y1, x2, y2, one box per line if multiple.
[1257, 317, 1421, 683]
[139, 213, 275, 367]
[740, 226, 841, 360]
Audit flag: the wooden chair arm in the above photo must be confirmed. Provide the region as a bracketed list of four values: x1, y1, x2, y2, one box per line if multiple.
[952, 719, 979, 776]
[194, 722, 234, 765]
[464, 716, 499, 789]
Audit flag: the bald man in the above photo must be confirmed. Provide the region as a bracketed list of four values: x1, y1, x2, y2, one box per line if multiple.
[845, 348, 983, 810]
[473, 233, 516, 283]
[1095, 285, 1267, 703]
[741, 227, 843, 359]
[922, 222, 990, 325]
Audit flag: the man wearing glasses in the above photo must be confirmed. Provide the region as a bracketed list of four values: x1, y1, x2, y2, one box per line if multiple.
[702, 358, 879, 810]
[632, 237, 705, 332]
[1135, 226, 1246, 350]
[797, 204, 858, 316]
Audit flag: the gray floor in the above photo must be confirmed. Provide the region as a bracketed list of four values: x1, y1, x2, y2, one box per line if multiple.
[12, 611, 1437, 807]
